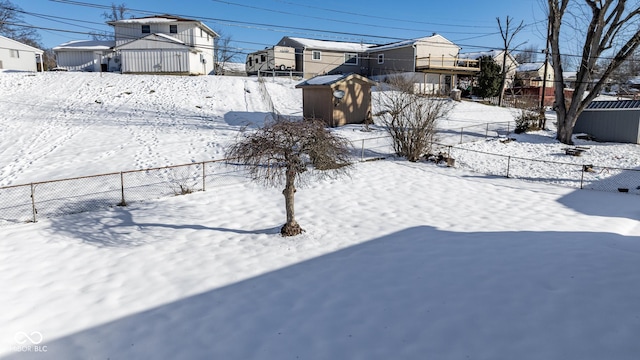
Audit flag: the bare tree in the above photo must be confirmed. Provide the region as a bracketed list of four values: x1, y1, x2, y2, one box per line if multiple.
[515, 44, 541, 64]
[214, 31, 242, 75]
[377, 75, 452, 162]
[548, 0, 640, 144]
[0, 0, 41, 45]
[497, 16, 526, 106]
[102, 3, 128, 21]
[90, 3, 128, 40]
[226, 118, 352, 236]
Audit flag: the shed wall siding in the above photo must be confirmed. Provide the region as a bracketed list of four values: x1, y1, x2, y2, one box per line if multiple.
[302, 88, 333, 122]
[574, 110, 640, 144]
[120, 49, 190, 73]
[55, 51, 101, 71]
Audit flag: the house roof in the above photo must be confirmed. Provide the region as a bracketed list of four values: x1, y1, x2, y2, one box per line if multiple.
[628, 76, 640, 85]
[115, 33, 189, 50]
[586, 100, 640, 110]
[368, 34, 459, 52]
[0, 35, 43, 54]
[517, 62, 545, 72]
[53, 40, 115, 51]
[107, 14, 219, 37]
[295, 73, 377, 88]
[278, 37, 375, 52]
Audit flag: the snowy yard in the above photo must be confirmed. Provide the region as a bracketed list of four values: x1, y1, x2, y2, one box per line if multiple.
[1, 72, 639, 359]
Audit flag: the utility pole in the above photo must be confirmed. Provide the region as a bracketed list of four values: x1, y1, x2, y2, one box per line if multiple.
[539, 18, 552, 128]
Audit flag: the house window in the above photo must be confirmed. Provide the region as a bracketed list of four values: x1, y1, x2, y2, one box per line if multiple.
[141, 25, 150, 33]
[377, 54, 384, 64]
[200, 29, 204, 37]
[10, 50, 19, 58]
[170, 25, 177, 34]
[344, 53, 358, 65]
[312, 50, 321, 61]
[260, 54, 266, 62]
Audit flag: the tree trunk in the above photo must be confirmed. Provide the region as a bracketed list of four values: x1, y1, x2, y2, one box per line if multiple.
[556, 115, 574, 145]
[281, 167, 303, 236]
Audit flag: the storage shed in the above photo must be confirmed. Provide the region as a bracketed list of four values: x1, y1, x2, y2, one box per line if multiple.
[295, 73, 376, 127]
[53, 40, 116, 72]
[574, 100, 640, 144]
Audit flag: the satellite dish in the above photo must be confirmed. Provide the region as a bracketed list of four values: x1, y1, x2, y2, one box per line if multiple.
[333, 90, 345, 99]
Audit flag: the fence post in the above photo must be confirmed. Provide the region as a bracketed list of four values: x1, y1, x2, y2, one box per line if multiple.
[460, 127, 464, 144]
[202, 162, 206, 191]
[485, 123, 489, 138]
[507, 122, 510, 135]
[119, 172, 126, 206]
[506, 156, 511, 178]
[361, 139, 365, 161]
[580, 165, 584, 189]
[30, 183, 37, 223]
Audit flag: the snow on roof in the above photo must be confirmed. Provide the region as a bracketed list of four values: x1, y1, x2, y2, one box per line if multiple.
[153, 33, 185, 44]
[296, 73, 376, 88]
[458, 50, 502, 60]
[299, 74, 348, 86]
[108, 14, 219, 37]
[627, 76, 640, 85]
[0, 35, 43, 53]
[53, 40, 115, 51]
[368, 34, 458, 52]
[109, 14, 196, 24]
[284, 37, 374, 52]
[517, 62, 545, 72]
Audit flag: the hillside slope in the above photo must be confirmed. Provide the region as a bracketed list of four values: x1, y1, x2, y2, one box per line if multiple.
[0, 73, 300, 186]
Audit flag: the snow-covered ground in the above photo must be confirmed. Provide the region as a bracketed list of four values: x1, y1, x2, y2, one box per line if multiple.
[1, 72, 639, 359]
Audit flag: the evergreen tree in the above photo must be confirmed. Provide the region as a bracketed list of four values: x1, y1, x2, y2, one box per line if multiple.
[476, 56, 503, 98]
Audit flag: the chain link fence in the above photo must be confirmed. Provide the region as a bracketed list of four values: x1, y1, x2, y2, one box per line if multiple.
[1, 124, 638, 228]
[437, 144, 640, 194]
[0, 160, 250, 227]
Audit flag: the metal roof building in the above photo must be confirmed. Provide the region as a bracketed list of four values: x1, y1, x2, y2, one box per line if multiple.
[574, 100, 640, 144]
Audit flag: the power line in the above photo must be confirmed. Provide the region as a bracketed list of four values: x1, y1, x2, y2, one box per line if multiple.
[271, 0, 498, 29]
[210, 0, 500, 36]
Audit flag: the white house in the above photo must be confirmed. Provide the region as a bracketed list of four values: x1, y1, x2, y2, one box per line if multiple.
[107, 14, 219, 75]
[53, 40, 116, 72]
[0, 35, 43, 72]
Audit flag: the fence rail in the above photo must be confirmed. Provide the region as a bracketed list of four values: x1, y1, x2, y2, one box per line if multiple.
[1, 123, 638, 228]
[0, 160, 250, 227]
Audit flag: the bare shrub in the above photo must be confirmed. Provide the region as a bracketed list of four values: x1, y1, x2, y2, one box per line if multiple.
[377, 76, 453, 162]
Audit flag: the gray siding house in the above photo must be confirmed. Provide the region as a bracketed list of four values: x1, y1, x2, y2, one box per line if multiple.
[0, 35, 43, 72]
[276, 37, 374, 79]
[574, 100, 640, 144]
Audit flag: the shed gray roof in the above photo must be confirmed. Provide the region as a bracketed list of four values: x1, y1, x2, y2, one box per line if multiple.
[586, 100, 640, 109]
